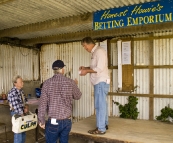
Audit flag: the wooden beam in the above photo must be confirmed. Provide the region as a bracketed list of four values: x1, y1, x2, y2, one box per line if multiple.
[109, 65, 173, 69]
[126, 35, 173, 41]
[108, 92, 153, 97]
[111, 33, 173, 43]
[71, 132, 128, 143]
[108, 92, 173, 98]
[107, 39, 111, 67]
[134, 65, 173, 69]
[21, 21, 173, 45]
[0, 0, 14, 5]
[107, 39, 113, 116]
[0, 13, 92, 38]
[108, 66, 118, 69]
[149, 34, 154, 120]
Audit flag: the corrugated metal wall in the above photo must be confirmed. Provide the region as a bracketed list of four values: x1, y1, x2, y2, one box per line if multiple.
[0, 44, 39, 94]
[40, 41, 151, 120]
[134, 38, 150, 120]
[40, 32, 173, 120]
[111, 33, 173, 120]
[153, 32, 173, 119]
[40, 43, 94, 121]
[0, 0, 154, 30]
[111, 40, 150, 120]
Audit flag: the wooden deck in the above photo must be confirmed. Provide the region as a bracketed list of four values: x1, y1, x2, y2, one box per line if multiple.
[70, 116, 173, 143]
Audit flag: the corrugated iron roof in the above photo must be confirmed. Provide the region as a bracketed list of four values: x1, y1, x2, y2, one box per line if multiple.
[0, 0, 155, 29]
[0, 0, 156, 44]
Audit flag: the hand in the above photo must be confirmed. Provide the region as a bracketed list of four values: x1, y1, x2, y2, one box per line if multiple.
[39, 123, 45, 129]
[79, 69, 88, 76]
[74, 78, 78, 85]
[24, 106, 29, 113]
[79, 66, 85, 70]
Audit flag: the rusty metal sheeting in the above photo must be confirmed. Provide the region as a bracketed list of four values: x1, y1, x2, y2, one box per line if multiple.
[154, 32, 173, 66]
[0, 44, 39, 94]
[134, 38, 150, 66]
[40, 42, 94, 121]
[111, 32, 173, 120]
[154, 98, 173, 120]
[153, 31, 173, 119]
[40, 31, 173, 120]
[111, 38, 150, 119]
[112, 95, 149, 120]
[0, 0, 155, 30]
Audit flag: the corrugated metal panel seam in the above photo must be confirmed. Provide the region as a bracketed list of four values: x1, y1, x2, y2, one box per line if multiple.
[0, 44, 39, 94]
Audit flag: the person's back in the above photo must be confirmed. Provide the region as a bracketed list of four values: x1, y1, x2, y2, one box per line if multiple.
[39, 73, 81, 120]
[38, 60, 82, 143]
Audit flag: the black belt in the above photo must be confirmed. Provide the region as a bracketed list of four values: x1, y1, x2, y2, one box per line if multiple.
[48, 116, 71, 120]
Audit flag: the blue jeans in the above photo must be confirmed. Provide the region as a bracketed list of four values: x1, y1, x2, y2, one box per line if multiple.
[11, 111, 26, 143]
[45, 118, 72, 143]
[94, 82, 109, 132]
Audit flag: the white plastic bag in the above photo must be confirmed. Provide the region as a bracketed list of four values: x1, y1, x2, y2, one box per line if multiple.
[12, 112, 38, 133]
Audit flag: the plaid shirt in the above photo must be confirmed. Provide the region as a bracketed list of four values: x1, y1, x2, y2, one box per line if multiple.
[8, 87, 25, 115]
[38, 73, 82, 124]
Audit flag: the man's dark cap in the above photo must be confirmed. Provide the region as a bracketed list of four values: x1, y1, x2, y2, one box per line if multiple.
[52, 60, 65, 69]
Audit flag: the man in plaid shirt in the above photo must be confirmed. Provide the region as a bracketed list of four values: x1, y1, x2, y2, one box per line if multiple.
[8, 75, 28, 143]
[38, 60, 82, 143]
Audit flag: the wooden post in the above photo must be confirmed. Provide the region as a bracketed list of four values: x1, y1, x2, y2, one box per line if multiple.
[108, 39, 113, 116]
[107, 39, 111, 68]
[149, 34, 154, 120]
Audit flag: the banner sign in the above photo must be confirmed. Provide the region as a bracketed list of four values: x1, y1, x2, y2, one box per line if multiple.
[93, 0, 173, 30]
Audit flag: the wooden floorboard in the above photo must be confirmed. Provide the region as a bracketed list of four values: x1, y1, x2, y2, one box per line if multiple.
[70, 116, 173, 143]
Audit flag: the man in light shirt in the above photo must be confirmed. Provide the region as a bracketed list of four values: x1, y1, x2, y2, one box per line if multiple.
[79, 37, 110, 134]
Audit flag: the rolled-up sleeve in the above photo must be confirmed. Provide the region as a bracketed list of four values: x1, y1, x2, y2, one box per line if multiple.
[72, 80, 82, 100]
[38, 82, 48, 124]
